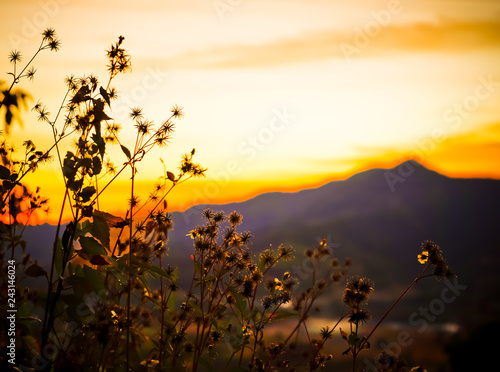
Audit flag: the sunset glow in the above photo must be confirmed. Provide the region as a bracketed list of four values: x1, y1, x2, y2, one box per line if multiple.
[1, 0, 499, 223]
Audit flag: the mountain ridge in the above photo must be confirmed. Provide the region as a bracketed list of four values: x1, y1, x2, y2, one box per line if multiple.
[19, 161, 500, 324]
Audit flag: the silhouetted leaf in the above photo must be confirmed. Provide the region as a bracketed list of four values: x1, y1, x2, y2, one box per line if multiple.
[5, 109, 13, 125]
[120, 145, 131, 160]
[82, 264, 105, 293]
[167, 171, 176, 182]
[0, 165, 10, 180]
[62, 222, 75, 252]
[92, 212, 110, 249]
[230, 288, 248, 316]
[25, 262, 47, 277]
[199, 358, 216, 372]
[148, 265, 174, 280]
[2, 180, 15, 190]
[54, 237, 64, 276]
[99, 86, 110, 106]
[70, 85, 91, 104]
[340, 328, 348, 341]
[93, 210, 127, 228]
[91, 99, 112, 137]
[92, 156, 102, 175]
[80, 186, 96, 202]
[91, 133, 105, 159]
[79, 236, 106, 257]
[90, 255, 110, 266]
[63, 152, 77, 181]
[67, 177, 83, 192]
[266, 309, 298, 323]
[137, 274, 150, 293]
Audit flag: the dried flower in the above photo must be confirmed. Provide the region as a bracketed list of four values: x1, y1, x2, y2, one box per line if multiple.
[8, 50, 22, 64]
[170, 104, 184, 119]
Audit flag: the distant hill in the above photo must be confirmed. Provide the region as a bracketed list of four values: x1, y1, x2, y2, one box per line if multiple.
[21, 161, 500, 325]
[166, 161, 500, 324]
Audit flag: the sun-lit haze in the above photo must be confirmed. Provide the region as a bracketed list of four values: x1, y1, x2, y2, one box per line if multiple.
[1, 0, 499, 223]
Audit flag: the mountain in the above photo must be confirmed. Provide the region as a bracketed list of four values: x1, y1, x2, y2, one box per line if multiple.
[20, 161, 500, 324]
[166, 161, 500, 324]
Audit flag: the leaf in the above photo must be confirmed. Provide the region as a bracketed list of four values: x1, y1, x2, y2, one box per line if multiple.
[137, 274, 151, 294]
[67, 177, 83, 192]
[92, 156, 102, 175]
[0, 165, 11, 180]
[92, 212, 110, 249]
[340, 328, 348, 341]
[2, 180, 15, 190]
[54, 237, 64, 276]
[74, 220, 92, 239]
[266, 309, 298, 323]
[120, 145, 131, 160]
[93, 210, 127, 228]
[25, 262, 47, 277]
[228, 367, 249, 372]
[79, 186, 96, 202]
[99, 86, 110, 106]
[148, 265, 174, 280]
[76, 157, 92, 169]
[91, 133, 106, 160]
[61, 222, 75, 252]
[167, 171, 176, 182]
[79, 236, 107, 257]
[90, 99, 112, 137]
[82, 264, 105, 293]
[199, 358, 216, 372]
[230, 288, 248, 316]
[63, 151, 77, 180]
[90, 255, 110, 266]
[70, 85, 91, 104]
[63, 152, 77, 181]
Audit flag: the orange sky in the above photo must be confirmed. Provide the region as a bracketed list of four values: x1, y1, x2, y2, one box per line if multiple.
[1, 0, 499, 224]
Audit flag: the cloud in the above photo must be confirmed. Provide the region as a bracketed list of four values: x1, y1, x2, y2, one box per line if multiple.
[300, 121, 500, 180]
[158, 19, 500, 69]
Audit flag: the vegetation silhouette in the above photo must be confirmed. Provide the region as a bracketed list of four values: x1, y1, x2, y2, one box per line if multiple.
[0, 30, 454, 372]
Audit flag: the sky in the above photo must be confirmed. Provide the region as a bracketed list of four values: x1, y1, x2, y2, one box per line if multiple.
[0, 0, 499, 223]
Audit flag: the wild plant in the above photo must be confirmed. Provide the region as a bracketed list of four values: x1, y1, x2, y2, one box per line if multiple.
[0, 29, 455, 372]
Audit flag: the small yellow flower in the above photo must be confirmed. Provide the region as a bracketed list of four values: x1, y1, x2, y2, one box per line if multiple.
[111, 310, 119, 324]
[187, 229, 197, 239]
[418, 251, 429, 264]
[274, 278, 284, 291]
[242, 324, 252, 337]
[140, 359, 159, 367]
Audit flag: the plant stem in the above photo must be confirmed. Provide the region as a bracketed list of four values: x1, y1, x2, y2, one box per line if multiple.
[359, 263, 430, 351]
[126, 163, 136, 372]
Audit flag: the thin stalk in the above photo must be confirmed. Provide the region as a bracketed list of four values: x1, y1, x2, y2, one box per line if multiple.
[359, 264, 430, 351]
[41, 187, 69, 348]
[158, 240, 165, 370]
[126, 162, 136, 371]
[0, 39, 45, 110]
